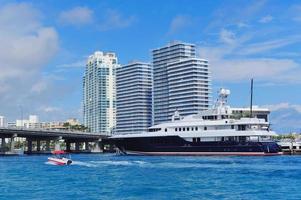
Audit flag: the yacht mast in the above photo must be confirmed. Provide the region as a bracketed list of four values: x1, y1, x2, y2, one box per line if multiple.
[250, 78, 253, 118]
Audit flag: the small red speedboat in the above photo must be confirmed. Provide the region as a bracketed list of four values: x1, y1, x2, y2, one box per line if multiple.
[48, 150, 72, 166]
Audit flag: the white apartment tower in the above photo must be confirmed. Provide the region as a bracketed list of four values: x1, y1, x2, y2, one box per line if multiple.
[116, 62, 153, 134]
[83, 51, 119, 134]
[0, 116, 7, 127]
[152, 42, 211, 124]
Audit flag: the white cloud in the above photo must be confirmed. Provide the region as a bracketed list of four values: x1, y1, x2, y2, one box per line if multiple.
[59, 7, 93, 26]
[99, 9, 135, 31]
[236, 22, 249, 28]
[214, 58, 298, 81]
[57, 60, 86, 68]
[31, 79, 48, 94]
[58, 7, 134, 31]
[219, 29, 236, 45]
[0, 3, 59, 121]
[206, 0, 266, 31]
[259, 15, 273, 23]
[168, 15, 192, 34]
[238, 36, 301, 55]
[265, 103, 301, 113]
[36, 104, 82, 122]
[199, 43, 301, 83]
[0, 4, 58, 81]
[199, 25, 301, 84]
[266, 103, 301, 132]
[40, 106, 61, 113]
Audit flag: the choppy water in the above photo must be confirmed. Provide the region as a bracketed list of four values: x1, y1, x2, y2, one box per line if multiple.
[0, 154, 301, 200]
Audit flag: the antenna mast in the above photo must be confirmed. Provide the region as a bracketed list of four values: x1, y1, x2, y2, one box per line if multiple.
[250, 78, 253, 118]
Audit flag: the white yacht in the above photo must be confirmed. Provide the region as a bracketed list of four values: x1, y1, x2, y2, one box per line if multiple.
[107, 89, 282, 156]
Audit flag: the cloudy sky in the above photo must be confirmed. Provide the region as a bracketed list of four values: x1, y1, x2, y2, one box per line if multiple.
[0, 0, 300, 132]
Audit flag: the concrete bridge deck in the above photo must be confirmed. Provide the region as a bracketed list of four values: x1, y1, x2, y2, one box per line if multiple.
[0, 127, 108, 155]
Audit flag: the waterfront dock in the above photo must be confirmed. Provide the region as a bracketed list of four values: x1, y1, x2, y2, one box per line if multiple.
[278, 140, 301, 155]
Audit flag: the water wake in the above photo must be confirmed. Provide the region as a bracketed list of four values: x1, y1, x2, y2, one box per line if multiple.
[44, 161, 57, 165]
[90, 160, 144, 166]
[71, 161, 97, 167]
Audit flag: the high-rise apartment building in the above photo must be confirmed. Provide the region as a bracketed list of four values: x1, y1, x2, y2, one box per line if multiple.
[116, 62, 152, 134]
[152, 42, 211, 124]
[83, 51, 118, 134]
[0, 116, 7, 127]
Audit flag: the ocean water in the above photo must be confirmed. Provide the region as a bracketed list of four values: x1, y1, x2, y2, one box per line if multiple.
[0, 154, 301, 200]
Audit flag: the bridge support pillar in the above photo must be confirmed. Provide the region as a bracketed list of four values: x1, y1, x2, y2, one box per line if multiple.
[1, 137, 5, 152]
[36, 140, 41, 152]
[27, 139, 32, 154]
[92, 140, 102, 153]
[66, 141, 71, 152]
[10, 134, 17, 153]
[45, 140, 50, 152]
[54, 137, 62, 151]
[85, 142, 89, 151]
[75, 142, 80, 151]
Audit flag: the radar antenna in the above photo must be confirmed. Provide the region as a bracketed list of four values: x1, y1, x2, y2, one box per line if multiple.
[215, 88, 231, 108]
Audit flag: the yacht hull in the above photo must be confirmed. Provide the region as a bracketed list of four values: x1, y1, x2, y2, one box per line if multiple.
[124, 151, 282, 156]
[108, 136, 282, 156]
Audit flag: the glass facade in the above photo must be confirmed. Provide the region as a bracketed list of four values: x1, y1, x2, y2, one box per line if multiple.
[116, 62, 152, 134]
[83, 51, 119, 135]
[152, 42, 211, 124]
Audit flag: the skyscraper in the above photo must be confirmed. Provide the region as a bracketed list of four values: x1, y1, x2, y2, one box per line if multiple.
[0, 116, 7, 127]
[152, 41, 211, 124]
[116, 62, 152, 134]
[83, 51, 118, 134]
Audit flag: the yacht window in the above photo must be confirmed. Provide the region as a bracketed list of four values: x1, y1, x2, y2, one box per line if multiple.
[183, 127, 186, 131]
[193, 138, 196, 143]
[175, 128, 178, 131]
[165, 128, 167, 132]
[204, 126, 207, 131]
[179, 128, 182, 131]
[195, 127, 198, 131]
[187, 127, 190, 131]
[222, 115, 229, 119]
[238, 125, 246, 131]
[231, 125, 234, 129]
[197, 138, 200, 142]
[191, 127, 194, 131]
[148, 128, 161, 132]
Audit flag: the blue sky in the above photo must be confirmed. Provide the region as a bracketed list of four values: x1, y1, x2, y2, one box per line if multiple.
[0, 0, 300, 132]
